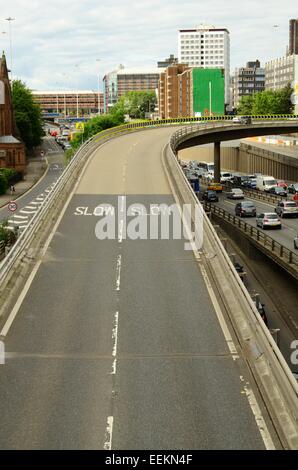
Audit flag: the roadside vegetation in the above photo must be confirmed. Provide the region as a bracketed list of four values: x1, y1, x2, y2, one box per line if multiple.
[12, 80, 44, 151]
[237, 83, 294, 115]
[0, 168, 22, 195]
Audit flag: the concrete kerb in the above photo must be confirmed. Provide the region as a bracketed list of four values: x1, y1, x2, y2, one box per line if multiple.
[162, 141, 298, 450]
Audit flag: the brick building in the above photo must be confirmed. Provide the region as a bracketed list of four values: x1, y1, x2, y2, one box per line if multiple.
[0, 53, 26, 172]
[158, 64, 225, 119]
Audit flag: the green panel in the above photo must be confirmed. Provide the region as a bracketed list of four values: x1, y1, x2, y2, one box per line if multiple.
[192, 69, 225, 116]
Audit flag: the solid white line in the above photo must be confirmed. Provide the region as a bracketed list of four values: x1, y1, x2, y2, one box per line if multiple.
[30, 201, 42, 206]
[116, 254, 122, 292]
[0, 180, 77, 338]
[103, 416, 114, 450]
[11, 215, 28, 219]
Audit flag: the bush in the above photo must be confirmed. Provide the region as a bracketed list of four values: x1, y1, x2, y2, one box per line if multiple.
[0, 168, 22, 186]
[0, 173, 8, 195]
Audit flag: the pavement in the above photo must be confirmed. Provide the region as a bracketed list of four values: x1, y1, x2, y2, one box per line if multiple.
[0, 128, 279, 450]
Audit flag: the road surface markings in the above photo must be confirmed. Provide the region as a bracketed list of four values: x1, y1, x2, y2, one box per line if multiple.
[11, 214, 27, 219]
[116, 254, 122, 291]
[103, 416, 114, 450]
[19, 209, 36, 214]
[241, 379, 276, 450]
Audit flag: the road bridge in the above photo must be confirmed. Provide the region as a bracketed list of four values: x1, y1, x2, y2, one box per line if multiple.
[173, 121, 298, 182]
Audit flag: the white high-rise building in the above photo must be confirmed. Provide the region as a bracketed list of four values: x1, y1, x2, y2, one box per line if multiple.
[178, 25, 230, 106]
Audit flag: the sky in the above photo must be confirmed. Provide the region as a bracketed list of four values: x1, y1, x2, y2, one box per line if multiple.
[0, 0, 295, 91]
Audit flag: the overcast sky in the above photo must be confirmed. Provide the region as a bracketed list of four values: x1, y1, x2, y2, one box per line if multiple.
[0, 0, 295, 91]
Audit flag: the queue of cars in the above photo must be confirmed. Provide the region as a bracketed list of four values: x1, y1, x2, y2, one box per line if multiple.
[181, 158, 298, 246]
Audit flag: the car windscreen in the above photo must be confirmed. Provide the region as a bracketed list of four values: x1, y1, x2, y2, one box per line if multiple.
[266, 214, 278, 219]
[242, 202, 254, 207]
[285, 202, 297, 207]
[265, 180, 276, 185]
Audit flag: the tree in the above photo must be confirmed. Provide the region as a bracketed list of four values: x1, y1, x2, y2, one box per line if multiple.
[12, 80, 44, 150]
[237, 95, 253, 115]
[237, 84, 294, 115]
[111, 91, 157, 119]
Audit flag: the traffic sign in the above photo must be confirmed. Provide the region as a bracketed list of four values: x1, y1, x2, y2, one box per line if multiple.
[8, 201, 17, 212]
[76, 122, 85, 132]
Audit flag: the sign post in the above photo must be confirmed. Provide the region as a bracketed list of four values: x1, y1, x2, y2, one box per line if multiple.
[8, 200, 17, 228]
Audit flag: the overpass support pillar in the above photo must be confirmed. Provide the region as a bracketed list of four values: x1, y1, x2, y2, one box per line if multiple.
[214, 141, 221, 182]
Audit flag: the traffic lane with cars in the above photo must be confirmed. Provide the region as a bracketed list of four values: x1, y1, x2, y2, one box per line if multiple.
[214, 194, 298, 252]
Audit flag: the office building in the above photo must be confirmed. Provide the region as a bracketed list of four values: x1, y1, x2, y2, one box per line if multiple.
[32, 91, 104, 118]
[178, 24, 230, 105]
[233, 60, 265, 108]
[157, 54, 178, 68]
[265, 54, 298, 113]
[103, 66, 162, 112]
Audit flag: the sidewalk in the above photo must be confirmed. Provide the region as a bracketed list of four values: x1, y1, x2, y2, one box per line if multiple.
[0, 158, 47, 208]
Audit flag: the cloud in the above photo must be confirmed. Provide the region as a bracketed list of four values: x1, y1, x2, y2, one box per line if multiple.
[0, 0, 294, 90]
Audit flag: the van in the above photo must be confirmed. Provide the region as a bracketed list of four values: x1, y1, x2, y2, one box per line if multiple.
[256, 175, 277, 192]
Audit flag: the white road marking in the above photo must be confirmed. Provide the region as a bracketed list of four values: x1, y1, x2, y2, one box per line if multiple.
[30, 201, 43, 206]
[0, 174, 77, 338]
[11, 215, 27, 219]
[103, 416, 114, 450]
[19, 209, 37, 214]
[24, 205, 37, 210]
[112, 311, 119, 358]
[8, 219, 27, 225]
[243, 384, 276, 450]
[116, 254, 122, 291]
[36, 197, 44, 202]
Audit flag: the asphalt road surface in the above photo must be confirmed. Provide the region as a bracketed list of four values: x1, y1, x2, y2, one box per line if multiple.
[0, 128, 278, 449]
[0, 138, 64, 233]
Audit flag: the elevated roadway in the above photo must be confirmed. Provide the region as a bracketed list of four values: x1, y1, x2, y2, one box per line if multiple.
[0, 127, 278, 449]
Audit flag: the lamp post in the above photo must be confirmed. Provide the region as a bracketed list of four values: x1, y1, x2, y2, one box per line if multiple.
[96, 59, 101, 115]
[74, 64, 80, 118]
[5, 17, 15, 81]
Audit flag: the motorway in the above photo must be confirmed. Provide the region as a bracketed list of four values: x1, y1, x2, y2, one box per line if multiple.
[0, 128, 279, 449]
[0, 137, 64, 233]
[213, 192, 298, 252]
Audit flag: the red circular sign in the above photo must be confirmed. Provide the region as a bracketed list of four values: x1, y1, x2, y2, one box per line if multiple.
[8, 201, 17, 212]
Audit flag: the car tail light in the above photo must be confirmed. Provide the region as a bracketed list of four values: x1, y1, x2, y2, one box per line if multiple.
[264, 219, 269, 222]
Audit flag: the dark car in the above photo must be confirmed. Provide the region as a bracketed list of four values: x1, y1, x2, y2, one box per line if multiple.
[202, 190, 219, 202]
[268, 186, 287, 197]
[288, 183, 298, 194]
[235, 201, 256, 217]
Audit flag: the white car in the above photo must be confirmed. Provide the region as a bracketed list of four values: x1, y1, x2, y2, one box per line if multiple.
[232, 116, 252, 124]
[226, 188, 244, 199]
[256, 213, 282, 229]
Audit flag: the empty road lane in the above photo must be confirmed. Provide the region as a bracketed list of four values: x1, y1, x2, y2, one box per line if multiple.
[0, 128, 277, 449]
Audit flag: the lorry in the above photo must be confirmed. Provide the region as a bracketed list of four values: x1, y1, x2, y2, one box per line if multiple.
[256, 175, 277, 192]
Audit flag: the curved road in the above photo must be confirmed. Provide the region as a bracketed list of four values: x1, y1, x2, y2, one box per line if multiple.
[0, 128, 278, 449]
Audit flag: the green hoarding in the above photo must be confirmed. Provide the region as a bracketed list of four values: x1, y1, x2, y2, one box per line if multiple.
[192, 68, 225, 116]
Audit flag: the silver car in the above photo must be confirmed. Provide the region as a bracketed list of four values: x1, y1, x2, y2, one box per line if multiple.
[256, 213, 282, 229]
[275, 201, 298, 218]
[227, 188, 244, 199]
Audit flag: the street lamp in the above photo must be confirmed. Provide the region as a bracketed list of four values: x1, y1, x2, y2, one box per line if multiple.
[96, 59, 101, 114]
[5, 17, 15, 81]
[74, 64, 80, 118]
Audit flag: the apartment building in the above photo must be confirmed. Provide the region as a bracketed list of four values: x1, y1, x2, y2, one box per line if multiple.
[159, 64, 225, 119]
[178, 25, 230, 105]
[32, 91, 104, 117]
[233, 60, 265, 108]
